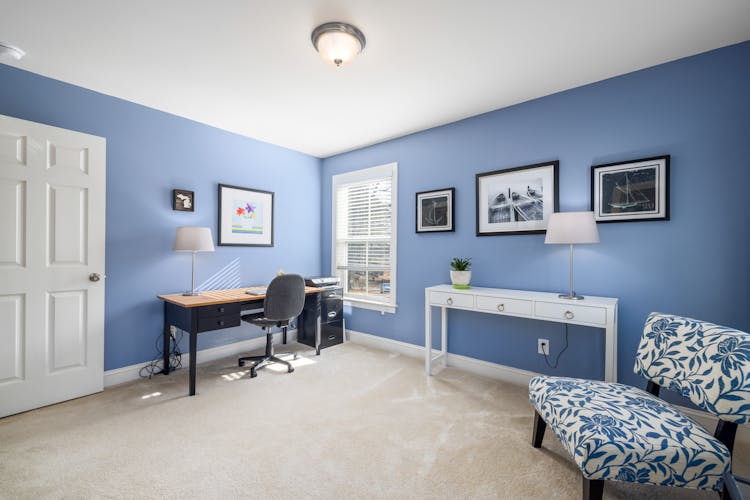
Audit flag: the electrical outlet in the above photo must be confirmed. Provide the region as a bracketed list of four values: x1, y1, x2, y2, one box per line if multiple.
[538, 338, 549, 356]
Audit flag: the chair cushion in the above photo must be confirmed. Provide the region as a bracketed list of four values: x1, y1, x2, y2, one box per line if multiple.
[529, 376, 730, 491]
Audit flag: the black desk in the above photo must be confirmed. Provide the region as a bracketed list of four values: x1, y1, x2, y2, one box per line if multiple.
[157, 287, 324, 395]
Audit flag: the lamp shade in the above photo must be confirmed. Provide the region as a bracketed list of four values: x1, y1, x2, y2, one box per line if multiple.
[173, 226, 215, 252]
[544, 212, 599, 245]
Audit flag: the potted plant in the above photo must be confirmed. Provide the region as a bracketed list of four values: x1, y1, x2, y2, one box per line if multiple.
[450, 257, 472, 289]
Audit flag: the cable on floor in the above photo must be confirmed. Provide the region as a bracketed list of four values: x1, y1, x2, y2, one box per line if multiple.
[139, 328, 184, 378]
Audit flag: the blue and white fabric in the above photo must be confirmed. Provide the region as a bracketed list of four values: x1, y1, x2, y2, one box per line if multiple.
[529, 376, 730, 491]
[634, 313, 750, 423]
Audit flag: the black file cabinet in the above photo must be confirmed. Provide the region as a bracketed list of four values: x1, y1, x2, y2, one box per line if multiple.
[298, 287, 344, 350]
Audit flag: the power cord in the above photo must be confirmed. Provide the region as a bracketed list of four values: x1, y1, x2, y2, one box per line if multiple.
[139, 328, 184, 378]
[543, 323, 569, 369]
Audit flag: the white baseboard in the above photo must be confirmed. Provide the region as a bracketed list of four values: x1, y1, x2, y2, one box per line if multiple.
[104, 330, 297, 388]
[347, 330, 537, 386]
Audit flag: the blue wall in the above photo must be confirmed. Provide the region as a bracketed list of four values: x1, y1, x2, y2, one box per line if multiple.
[321, 41, 750, 387]
[0, 64, 322, 371]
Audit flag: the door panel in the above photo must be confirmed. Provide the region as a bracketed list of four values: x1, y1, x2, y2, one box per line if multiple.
[47, 141, 89, 174]
[47, 290, 87, 372]
[0, 179, 26, 267]
[47, 184, 88, 266]
[0, 114, 105, 418]
[0, 294, 24, 383]
[0, 133, 26, 166]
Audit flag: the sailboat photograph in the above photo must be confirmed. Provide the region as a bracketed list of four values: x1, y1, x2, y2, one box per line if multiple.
[592, 155, 669, 223]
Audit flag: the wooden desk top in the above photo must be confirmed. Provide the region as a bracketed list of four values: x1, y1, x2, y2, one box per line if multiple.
[157, 286, 323, 308]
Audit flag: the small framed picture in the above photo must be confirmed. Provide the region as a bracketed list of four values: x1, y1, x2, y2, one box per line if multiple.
[591, 155, 670, 223]
[172, 189, 194, 212]
[476, 161, 559, 236]
[416, 188, 455, 233]
[218, 184, 274, 246]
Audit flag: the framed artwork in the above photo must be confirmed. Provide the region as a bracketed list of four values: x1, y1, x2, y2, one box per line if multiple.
[591, 155, 669, 223]
[416, 188, 455, 233]
[476, 161, 559, 236]
[172, 189, 194, 212]
[218, 184, 274, 246]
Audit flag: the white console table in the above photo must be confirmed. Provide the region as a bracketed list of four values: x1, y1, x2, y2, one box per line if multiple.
[424, 285, 619, 382]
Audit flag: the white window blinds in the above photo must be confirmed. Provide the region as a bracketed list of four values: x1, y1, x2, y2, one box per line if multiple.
[332, 163, 397, 311]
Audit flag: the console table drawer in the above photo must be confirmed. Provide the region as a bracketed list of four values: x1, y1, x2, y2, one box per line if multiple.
[475, 295, 532, 316]
[429, 291, 474, 308]
[534, 302, 606, 325]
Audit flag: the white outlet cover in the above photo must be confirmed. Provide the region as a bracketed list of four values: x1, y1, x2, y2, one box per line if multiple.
[538, 339, 550, 356]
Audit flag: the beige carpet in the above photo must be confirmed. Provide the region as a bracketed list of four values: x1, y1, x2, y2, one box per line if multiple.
[1, 342, 748, 499]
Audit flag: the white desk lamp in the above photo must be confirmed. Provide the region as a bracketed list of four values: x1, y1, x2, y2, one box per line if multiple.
[173, 226, 215, 296]
[544, 211, 599, 300]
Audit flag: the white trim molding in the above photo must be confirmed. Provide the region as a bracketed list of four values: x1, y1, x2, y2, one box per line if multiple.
[347, 329, 537, 386]
[104, 330, 296, 388]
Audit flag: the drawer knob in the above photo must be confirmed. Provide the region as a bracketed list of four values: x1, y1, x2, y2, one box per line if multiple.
[219, 307, 225, 313]
[219, 320, 225, 326]
[447, 297, 453, 305]
[497, 304, 505, 312]
[327, 311, 337, 318]
[328, 334, 336, 341]
[564, 310, 574, 320]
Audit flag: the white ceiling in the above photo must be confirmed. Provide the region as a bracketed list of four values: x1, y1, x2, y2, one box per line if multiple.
[1, 1, 749, 158]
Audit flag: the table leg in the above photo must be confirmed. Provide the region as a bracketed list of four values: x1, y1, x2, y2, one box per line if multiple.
[441, 306, 448, 368]
[162, 301, 171, 375]
[189, 331, 197, 396]
[605, 311, 618, 382]
[425, 289, 432, 375]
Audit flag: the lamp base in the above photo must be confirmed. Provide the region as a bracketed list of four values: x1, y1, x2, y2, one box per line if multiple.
[182, 291, 201, 296]
[558, 293, 585, 300]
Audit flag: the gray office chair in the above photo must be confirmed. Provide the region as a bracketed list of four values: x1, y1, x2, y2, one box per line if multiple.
[239, 274, 305, 378]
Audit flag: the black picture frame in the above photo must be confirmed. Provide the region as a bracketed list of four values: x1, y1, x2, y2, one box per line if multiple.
[416, 187, 455, 233]
[591, 155, 670, 223]
[217, 183, 274, 247]
[172, 189, 194, 212]
[475, 161, 559, 236]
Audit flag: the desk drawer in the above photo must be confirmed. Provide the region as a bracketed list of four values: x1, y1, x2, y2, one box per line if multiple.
[197, 302, 241, 318]
[475, 295, 532, 316]
[197, 315, 241, 332]
[429, 291, 474, 308]
[534, 301, 606, 326]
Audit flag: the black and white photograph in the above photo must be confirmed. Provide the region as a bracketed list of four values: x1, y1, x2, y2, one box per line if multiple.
[591, 155, 669, 223]
[416, 188, 454, 233]
[172, 189, 194, 211]
[476, 161, 558, 235]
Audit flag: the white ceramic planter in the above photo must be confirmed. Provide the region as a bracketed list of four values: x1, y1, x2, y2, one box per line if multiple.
[450, 270, 471, 287]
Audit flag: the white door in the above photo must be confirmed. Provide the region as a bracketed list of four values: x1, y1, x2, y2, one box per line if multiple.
[0, 115, 106, 418]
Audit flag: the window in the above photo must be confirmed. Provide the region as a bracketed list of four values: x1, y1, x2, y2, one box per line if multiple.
[332, 163, 397, 313]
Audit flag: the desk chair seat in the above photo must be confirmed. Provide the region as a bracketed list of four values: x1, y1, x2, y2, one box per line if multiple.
[239, 274, 305, 378]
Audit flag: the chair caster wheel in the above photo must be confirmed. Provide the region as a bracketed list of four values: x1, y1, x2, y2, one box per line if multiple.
[239, 360, 245, 367]
[250, 370, 257, 378]
[288, 366, 294, 373]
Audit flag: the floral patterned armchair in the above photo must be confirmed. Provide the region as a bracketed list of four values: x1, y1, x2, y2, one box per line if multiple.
[528, 313, 750, 500]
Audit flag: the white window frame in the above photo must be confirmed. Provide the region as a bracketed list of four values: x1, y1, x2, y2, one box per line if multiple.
[332, 162, 398, 314]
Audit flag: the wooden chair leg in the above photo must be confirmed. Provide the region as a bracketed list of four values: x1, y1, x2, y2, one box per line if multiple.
[582, 478, 604, 500]
[532, 411, 546, 448]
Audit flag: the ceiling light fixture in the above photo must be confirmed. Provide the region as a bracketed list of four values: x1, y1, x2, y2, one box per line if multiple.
[0, 42, 25, 60]
[311, 22, 365, 67]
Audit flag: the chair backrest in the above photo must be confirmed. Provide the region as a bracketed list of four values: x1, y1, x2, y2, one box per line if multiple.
[262, 274, 306, 321]
[634, 312, 750, 423]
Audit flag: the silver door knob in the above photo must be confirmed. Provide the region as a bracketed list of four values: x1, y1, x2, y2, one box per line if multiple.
[497, 304, 505, 312]
[565, 310, 574, 319]
[89, 273, 102, 282]
[447, 297, 453, 305]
